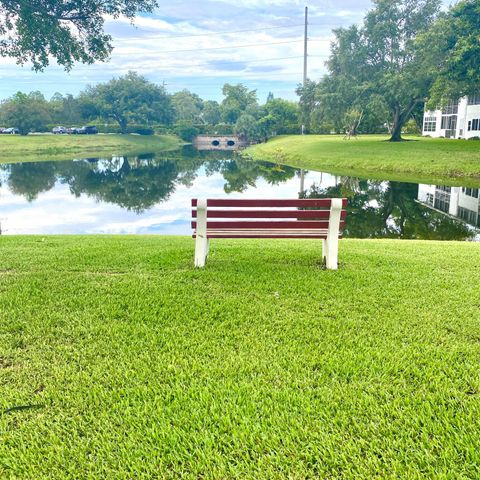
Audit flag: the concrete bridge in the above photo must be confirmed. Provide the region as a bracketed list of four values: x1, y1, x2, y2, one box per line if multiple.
[193, 135, 247, 151]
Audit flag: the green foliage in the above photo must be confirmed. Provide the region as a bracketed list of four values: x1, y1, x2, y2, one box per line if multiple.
[422, 0, 480, 106]
[0, 91, 51, 135]
[172, 90, 204, 123]
[173, 122, 200, 142]
[0, 236, 479, 477]
[263, 98, 299, 135]
[201, 100, 222, 125]
[0, 0, 158, 70]
[93, 124, 155, 135]
[79, 72, 174, 132]
[234, 113, 260, 141]
[49, 93, 82, 125]
[403, 119, 421, 135]
[221, 83, 258, 124]
[311, 0, 441, 141]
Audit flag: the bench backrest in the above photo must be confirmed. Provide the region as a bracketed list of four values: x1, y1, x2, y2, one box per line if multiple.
[192, 198, 347, 239]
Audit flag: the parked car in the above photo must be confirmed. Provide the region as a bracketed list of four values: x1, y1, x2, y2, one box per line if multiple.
[52, 126, 68, 134]
[2, 127, 19, 134]
[67, 127, 80, 134]
[77, 126, 98, 135]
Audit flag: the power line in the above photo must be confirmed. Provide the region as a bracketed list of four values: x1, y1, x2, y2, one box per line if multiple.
[154, 55, 309, 70]
[147, 23, 307, 40]
[156, 39, 302, 54]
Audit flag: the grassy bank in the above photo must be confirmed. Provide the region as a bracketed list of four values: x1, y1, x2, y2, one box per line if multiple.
[246, 135, 480, 186]
[1, 236, 479, 478]
[0, 134, 183, 164]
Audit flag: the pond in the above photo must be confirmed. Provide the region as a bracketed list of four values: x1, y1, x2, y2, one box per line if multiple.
[1, 146, 479, 240]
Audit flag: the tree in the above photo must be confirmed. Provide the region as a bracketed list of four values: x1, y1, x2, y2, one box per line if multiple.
[323, 0, 440, 141]
[49, 93, 82, 125]
[0, 91, 51, 134]
[263, 98, 299, 135]
[295, 79, 318, 132]
[172, 90, 203, 123]
[201, 101, 221, 125]
[221, 84, 258, 124]
[234, 114, 260, 141]
[79, 72, 174, 132]
[421, 0, 480, 106]
[0, 0, 158, 70]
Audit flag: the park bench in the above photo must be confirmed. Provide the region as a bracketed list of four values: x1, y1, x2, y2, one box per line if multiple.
[192, 198, 347, 269]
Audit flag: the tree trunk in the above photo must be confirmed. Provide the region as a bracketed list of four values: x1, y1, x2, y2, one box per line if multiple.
[119, 119, 128, 134]
[389, 106, 403, 142]
[389, 99, 422, 142]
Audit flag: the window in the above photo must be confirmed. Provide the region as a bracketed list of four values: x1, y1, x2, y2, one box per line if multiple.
[462, 187, 479, 198]
[468, 118, 480, 131]
[442, 101, 458, 115]
[441, 115, 457, 133]
[458, 207, 478, 226]
[423, 116, 436, 132]
[434, 187, 451, 213]
[468, 94, 480, 105]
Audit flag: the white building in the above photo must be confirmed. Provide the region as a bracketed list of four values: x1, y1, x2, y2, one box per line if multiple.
[417, 184, 480, 229]
[422, 94, 480, 139]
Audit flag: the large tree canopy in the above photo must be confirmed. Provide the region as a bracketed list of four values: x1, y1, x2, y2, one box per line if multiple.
[308, 0, 441, 141]
[421, 0, 480, 106]
[79, 71, 174, 132]
[0, 0, 157, 70]
[0, 91, 51, 134]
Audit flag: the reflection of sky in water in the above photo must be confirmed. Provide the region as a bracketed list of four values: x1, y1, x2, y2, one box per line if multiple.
[0, 166, 335, 235]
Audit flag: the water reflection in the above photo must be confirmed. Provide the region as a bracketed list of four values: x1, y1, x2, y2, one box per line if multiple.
[302, 179, 478, 241]
[0, 147, 478, 240]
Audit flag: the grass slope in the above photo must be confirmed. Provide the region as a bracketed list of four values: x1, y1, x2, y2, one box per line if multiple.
[0, 134, 183, 164]
[247, 135, 480, 186]
[1, 236, 480, 478]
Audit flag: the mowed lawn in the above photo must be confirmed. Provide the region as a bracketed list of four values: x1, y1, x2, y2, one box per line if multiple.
[247, 135, 480, 185]
[1, 236, 480, 478]
[0, 134, 182, 164]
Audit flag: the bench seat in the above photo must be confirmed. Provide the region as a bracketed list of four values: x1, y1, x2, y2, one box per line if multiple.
[192, 198, 347, 269]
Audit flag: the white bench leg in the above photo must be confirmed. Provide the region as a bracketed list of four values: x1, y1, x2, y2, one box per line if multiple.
[195, 237, 208, 267]
[194, 199, 208, 268]
[325, 198, 343, 270]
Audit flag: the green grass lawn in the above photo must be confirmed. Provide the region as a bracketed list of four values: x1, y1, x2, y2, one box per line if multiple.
[1, 236, 479, 478]
[0, 134, 183, 164]
[246, 135, 480, 186]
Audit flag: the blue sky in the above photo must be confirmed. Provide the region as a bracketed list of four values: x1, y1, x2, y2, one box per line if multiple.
[0, 0, 446, 102]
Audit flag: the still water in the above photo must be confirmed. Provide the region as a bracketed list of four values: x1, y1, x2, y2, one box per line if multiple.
[1, 147, 479, 240]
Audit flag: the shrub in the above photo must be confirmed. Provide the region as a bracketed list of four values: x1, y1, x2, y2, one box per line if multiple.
[173, 122, 200, 142]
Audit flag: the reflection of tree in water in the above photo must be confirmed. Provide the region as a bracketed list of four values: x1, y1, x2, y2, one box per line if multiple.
[204, 158, 297, 193]
[302, 179, 475, 241]
[61, 157, 181, 213]
[1, 151, 296, 213]
[5, 162, 57, 201]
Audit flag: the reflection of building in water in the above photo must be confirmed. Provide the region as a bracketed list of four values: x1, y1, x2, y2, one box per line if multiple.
[418, 185, 480, 227]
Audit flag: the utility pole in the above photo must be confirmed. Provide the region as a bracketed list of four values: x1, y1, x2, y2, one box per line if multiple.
[299, 6, 308, 194]
[303, 6, 308, 87]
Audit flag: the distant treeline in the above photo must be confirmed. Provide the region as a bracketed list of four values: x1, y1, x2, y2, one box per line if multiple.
[0, 73, 299, 140]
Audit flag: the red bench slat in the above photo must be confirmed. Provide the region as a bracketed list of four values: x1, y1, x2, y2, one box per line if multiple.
[192, 198, 347, 208]
[192, 210, 347, 219]
[192, 220, 345, 230]
[194, 234, 332, 239]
